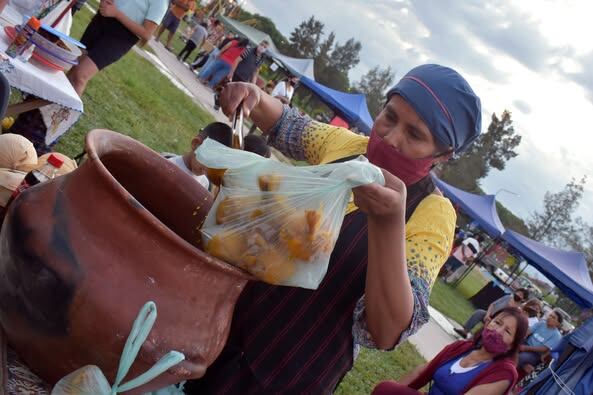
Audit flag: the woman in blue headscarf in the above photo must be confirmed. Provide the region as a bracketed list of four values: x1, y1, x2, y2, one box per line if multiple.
[184, 64, 482, 394]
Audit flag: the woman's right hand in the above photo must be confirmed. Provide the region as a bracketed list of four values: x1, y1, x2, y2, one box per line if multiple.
[219, 82, 262, 118]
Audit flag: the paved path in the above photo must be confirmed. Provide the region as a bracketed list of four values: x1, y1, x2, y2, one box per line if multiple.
[408, 306, 462, 360]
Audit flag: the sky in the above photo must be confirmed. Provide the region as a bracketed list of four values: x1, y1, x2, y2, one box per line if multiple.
[243, 0, 593, 226]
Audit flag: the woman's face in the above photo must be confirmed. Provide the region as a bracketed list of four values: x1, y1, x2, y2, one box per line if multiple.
[486, 314, 518, 347]
[372, 95, 447, 160]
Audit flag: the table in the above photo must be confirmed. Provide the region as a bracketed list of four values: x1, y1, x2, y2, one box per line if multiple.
[0, 1, 82, 146]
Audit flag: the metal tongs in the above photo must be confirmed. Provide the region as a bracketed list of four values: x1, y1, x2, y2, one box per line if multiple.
[231, 105, 244, 149]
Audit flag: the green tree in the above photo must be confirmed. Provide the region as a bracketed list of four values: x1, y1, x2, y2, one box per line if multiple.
[439, 110, 521, 191]
[287, 16, 325, 58]
[330, 38, 362, 74]
[353, 66, 395, 118]
[561, 217, 593, 272]
[495, 202, 530, 235]
[234, 10, 290, 51]
[317, 31, 335, 66]
[526, 177, 587, 244]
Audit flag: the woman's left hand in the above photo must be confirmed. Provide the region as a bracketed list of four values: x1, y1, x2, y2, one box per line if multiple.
[352, 169, 407, 222]
[99, 0, 118, 17]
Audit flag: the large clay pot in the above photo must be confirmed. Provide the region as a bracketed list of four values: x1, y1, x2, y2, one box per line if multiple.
[0, 129, 251, 393]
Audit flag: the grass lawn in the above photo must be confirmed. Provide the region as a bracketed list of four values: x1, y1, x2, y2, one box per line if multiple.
[336, 342, 425, 394]
[53, 2, 215, 157]
[430, 279, 476, 326]
[455, 267, 489, 299]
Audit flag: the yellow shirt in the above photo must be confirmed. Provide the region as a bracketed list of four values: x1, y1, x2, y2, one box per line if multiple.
[286, 118, 456, 289]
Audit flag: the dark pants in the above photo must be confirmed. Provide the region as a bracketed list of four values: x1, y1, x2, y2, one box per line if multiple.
[178, 40, 197, 62]
[519, 351, 542, 368]
[191, 52, 209, 69]
[462, 309, 487, 332]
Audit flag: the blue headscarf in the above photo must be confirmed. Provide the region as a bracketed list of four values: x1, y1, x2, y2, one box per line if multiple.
[386, 64, 482, 153]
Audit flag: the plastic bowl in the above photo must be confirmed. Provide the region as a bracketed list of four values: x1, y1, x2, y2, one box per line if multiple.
[30, 29, 81, 70]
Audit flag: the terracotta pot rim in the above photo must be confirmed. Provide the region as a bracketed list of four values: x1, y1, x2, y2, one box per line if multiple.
[84, 129, 253, 281]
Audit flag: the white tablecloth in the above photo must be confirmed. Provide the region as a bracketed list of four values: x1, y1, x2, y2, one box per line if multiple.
[0, 2, 82, 145]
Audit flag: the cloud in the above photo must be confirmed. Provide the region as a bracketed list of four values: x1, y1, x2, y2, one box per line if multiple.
[561, 50, 593, 104]
[512, 99, 532, 114]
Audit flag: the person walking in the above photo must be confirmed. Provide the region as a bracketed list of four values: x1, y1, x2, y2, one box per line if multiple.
[155, 0, 195, 50]
[177, 22, 208, 62]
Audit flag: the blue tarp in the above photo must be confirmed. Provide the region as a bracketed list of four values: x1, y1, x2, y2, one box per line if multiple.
[299, 76, 374, 135]
[431, 176, 506, 238]
[503, 230, 593, 308]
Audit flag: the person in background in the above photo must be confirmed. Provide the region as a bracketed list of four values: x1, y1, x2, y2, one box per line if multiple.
[190, 21, 226, 70]
[168, 125, 272, 192]
[443, 233, 483, 283]
[167, 127, 227, 192]
[264, 79, 276, 94]
[243, 134, 271, 158]
[518, 309, 563, 373]
[373, 307, 528, 395]
[71, 0, 87, 15]
[454, 288, 529, 339]
[198, 38, 249, 89]
[232, 41, 269, 84]
[522, 299, 543, 329]
[155, 0, 195, 50]
[177, 22, 208, 63]
[68, 0, 168, 95]
[211, 40, 269, 111]
[271, 75, 298, 105]
[184, 64, 482, 393]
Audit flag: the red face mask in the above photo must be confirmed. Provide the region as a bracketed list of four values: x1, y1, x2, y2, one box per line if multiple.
[366, 132, 435, 186]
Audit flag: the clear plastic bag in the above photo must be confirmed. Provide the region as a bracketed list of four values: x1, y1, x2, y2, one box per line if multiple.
[196, 139, 384, 289]
[51, 302, 185, 395]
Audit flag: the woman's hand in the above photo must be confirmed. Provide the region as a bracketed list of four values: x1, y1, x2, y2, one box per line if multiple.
[99, 0, 119, 17]
[220, 82, 262, 118]
[352, 169, 406, 222]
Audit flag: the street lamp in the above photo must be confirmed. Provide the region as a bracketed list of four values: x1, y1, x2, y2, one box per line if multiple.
[495, 188, 520, 198]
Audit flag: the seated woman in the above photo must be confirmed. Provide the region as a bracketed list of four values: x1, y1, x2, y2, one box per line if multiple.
[373, 307, 528, 395]
[518, 309, 563, 374]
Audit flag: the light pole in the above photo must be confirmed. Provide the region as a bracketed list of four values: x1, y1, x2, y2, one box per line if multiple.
[494, 188, 520, 198]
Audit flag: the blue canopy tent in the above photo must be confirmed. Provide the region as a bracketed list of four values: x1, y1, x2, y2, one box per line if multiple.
[431, 176, 505, 238]
[503, 230, 593, 308]
[432, 176, 593, 308]
[298, 76, 374, 135]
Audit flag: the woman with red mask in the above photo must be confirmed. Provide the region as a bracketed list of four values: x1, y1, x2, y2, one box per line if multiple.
[373, 307, 529, 395]
[183, 64, 482, 394]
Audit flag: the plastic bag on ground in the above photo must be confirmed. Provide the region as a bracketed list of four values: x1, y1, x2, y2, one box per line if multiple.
[50, 302, 185, 395]
[196, 139, 384, 289]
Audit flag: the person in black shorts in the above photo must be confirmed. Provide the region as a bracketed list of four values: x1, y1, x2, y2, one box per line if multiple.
[68, 0, 167, 95]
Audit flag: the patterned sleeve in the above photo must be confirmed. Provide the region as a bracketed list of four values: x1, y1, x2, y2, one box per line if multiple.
[267, 106, 368, 164]
[352, 195, 456, 349]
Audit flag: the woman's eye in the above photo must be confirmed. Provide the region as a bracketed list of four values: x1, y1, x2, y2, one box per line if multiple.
[408, 129, 422, 140]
